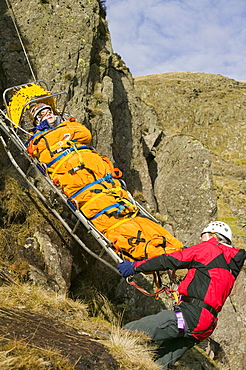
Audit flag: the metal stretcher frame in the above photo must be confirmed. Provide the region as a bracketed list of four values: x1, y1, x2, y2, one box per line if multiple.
[3, 80, 70, 126]
[0, 115, 122, 273]
[0, 82, 163, 277]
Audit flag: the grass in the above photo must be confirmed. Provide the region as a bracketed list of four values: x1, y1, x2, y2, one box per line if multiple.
[212, 173, 246, 248]
[0, 283, 88, 320]
[0, 283, 161, 370]
[105, 328, 162, 370]
[0, 338, 74, 370]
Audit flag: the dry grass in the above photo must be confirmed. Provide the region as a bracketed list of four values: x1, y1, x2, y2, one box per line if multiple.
[105, 328, 162, 370]
[0, 283, 160, 369]
[0, 175, 27, 225]
[0, 283, 88, 321]
[0, 337, 74, 370]
[213, 173, 246, 248]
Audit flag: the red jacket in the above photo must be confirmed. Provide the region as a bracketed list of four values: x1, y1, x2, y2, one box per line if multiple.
[134, 237, 246, 341]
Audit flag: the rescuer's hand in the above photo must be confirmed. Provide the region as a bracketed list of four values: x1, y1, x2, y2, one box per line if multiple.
[117, 261, 136, 277]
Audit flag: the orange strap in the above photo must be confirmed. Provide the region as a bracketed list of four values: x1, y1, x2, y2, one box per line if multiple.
[126, 273, 175, 300]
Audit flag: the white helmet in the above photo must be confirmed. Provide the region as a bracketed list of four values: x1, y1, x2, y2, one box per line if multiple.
[30, 103, 52, 122]
[201, 221, 232, 244]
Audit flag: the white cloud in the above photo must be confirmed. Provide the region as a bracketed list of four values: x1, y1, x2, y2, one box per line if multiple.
[106, 0, 246, 80]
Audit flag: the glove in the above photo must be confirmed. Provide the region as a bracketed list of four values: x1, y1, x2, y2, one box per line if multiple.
[117, 261, 136, 277]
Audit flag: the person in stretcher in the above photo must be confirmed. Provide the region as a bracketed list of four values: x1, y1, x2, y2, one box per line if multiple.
[26, 103, 183, 260]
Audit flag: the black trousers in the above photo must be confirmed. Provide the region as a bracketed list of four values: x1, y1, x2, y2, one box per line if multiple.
[124, 310, 198, 369]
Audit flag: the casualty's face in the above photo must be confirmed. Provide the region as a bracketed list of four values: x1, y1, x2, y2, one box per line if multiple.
[36, 108, 56, 125]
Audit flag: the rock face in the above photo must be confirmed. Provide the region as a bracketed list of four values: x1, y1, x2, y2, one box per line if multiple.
[23, 230, 73, 292]
[153, 135, 216, 245]
[0, 0, 218, 232]
[134, 72, 246, 370]
[135, 72, 246, 248]
[135, 73, 246, 162]
[0, 1, 246, 369]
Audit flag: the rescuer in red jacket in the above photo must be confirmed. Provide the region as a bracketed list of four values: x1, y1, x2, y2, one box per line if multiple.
[117, 221, 246, 369]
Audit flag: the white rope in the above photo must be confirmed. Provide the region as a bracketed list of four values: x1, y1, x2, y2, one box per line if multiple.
[0, 109, 30, 135]
[5, 0, 36, 81]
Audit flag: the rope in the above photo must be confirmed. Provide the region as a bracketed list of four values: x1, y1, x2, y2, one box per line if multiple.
[0, 109, 30, 134]
[126, 276, 171, 300]
[5, 0, 36, 81]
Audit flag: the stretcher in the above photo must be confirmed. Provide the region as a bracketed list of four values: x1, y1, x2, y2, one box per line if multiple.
[0, 81, 182, 298]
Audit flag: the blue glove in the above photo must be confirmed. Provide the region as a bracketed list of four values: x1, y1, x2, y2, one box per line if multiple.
[117, 261, 136, 277]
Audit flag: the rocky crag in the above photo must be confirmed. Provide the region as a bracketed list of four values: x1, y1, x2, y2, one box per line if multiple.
[0, 0, 245, 369]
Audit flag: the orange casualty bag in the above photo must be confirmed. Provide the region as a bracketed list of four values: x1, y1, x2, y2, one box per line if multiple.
[27, 123, 183, 261]
[105, 215, 183, 261]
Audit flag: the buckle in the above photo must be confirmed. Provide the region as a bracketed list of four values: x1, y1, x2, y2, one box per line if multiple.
[68, 165, 83, 174]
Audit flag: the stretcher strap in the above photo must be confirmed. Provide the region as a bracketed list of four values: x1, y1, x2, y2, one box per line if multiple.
[26, 124, 70, 147]
[80, 191, 106, 210]
[25, 129, 51, 147]
[68, 173, 115, 201]
[89, 203, 121, 220]
[80, 187, 123, 210]
[50, 150, 75, 179]
[49, 139, 79, 156]
[49, 146, 93, 180]
[46, 145, 91, 168]
[105, 209, 139, 232]
[89, 198, 137, 221]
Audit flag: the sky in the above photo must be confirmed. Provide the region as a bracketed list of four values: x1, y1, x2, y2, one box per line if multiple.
[106, 0, 246, 81]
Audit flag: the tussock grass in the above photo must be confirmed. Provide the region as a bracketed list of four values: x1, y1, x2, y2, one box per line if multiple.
[0, 174, 70, 265]
[90, 292, 121, 323]
[0, 283, 88, 319]
[105, 328, 162, 370]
